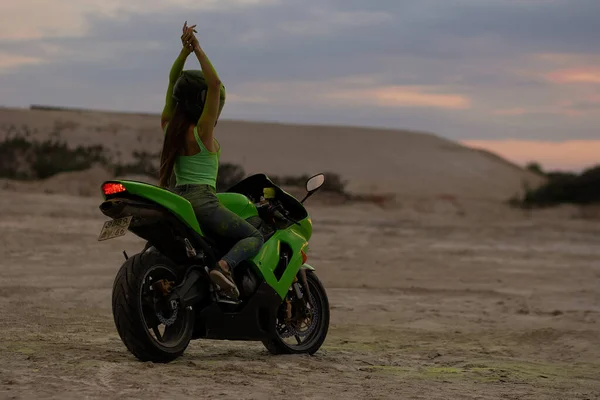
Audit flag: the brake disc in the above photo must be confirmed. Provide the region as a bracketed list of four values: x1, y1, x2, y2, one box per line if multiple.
[278, 292, 319, 339]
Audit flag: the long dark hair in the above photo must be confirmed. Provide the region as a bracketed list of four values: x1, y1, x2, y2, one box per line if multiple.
[159, 103, 196, 188]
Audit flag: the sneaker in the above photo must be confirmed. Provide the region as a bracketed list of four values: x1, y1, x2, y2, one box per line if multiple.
[209, 266, 240, 299]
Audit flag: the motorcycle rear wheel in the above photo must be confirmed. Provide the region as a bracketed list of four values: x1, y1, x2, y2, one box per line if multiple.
[112, 250, 195, 363]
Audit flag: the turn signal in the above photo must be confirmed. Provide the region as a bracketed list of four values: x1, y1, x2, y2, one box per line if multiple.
[301, 250, 308, 264]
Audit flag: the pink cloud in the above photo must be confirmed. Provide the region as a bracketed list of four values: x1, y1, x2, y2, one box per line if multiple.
[491, 95, 600, 117]
[326, 86, 471, 110]
[235, 79, 471, 110]
[0, 53, 43, 71]
[530, 53, 600, 67]
[461, 139, 600, 171]
[545, 68, 600, 84]
[0, 0, 280, 41]
[371, 86, 471, 109]
[554, 95, 600, 116]
[533, 53, 578, 64]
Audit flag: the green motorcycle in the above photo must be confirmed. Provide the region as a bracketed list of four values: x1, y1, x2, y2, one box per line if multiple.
[98, 173, 330, 362]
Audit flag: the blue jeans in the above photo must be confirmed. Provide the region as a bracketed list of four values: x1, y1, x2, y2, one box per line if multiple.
[172, 184, 264, 269]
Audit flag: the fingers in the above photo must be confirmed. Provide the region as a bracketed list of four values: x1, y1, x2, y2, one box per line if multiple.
[183, 22, 195, 30]
[180, 22, 198, 49]
[183, 22, 197, 35]
[181, 29, 196, 39]
[181, 31, 196, 49]
[183, 22, 196, 33]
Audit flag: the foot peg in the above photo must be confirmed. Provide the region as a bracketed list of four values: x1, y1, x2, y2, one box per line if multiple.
[215, 293, 242, 306]
[216, 296, 242, 305]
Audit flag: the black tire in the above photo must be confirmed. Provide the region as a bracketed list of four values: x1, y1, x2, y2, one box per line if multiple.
[112, 250, 195, 363]
[262, 271, 330, 355]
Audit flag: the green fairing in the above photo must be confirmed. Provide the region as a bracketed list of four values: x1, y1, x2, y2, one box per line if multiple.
[297, 217, 313, 242]
[103, 180, 203, 235]
[216, 193, 258, 220]
[250, 226, 309, 299]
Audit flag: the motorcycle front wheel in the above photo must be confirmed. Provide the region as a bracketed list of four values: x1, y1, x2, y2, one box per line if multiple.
[262, 271, 330, 355]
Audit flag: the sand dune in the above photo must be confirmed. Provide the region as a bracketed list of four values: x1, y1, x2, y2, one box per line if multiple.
[0, 106, 545, 201]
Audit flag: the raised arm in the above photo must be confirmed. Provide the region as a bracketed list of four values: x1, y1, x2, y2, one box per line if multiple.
[160, 23, 196, 131]
[189, 35, 223, 141]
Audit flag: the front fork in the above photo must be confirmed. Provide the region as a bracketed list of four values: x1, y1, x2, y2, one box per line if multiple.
[298, 268, 311, 301]
[288, 268, 312, 316]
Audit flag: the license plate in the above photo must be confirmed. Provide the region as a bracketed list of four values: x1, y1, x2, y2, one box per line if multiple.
[97, 216, 133, 241]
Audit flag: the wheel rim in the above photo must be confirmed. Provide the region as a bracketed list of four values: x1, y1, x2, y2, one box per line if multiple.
[139, 265, 192, 349]
[275, 277, 326, 351]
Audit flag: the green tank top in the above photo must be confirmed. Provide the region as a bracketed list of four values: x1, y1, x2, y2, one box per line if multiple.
[165, 125, 221, 189]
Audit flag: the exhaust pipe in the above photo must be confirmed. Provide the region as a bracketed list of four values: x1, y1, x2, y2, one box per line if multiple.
[100, 199, 126, 218]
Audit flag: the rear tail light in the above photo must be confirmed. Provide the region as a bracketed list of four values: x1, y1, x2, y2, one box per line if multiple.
[301, 250, 308, 264]
[102, 182, 127, 195]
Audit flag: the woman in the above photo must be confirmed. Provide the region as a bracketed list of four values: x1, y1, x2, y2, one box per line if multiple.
[159, 22, 263, 300]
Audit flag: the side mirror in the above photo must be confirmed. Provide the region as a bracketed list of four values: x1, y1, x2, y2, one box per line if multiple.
[301, 173, 325, 204]
[306, 174, 325, 193]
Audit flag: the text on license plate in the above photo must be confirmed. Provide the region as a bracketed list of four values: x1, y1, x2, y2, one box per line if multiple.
[97, 216, 133, 241]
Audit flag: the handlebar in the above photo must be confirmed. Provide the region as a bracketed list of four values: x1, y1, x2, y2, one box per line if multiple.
[272, 203, 301, 226]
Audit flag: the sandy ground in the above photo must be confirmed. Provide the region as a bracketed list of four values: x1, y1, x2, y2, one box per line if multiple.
[1, 190, 599, 400]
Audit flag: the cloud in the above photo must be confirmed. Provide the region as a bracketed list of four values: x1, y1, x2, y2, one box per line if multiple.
[0, 0, 599, 145]
[461, 139, 600, 171]
[0, 52, 43, 71]
[492, 108, 529, 116]
[325, 86, 471, 110]
[228, 77, 471, 110]
[555, 95, 600, 116]
[279, 9, 393, 36]
[0, 0, 280, 41]
[545, 68, 600, 84]
[490, 97, 600, 118]
[424, 0, 600, 54]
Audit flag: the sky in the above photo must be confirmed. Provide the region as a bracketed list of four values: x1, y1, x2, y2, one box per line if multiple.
[0, 0, 598, 171]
